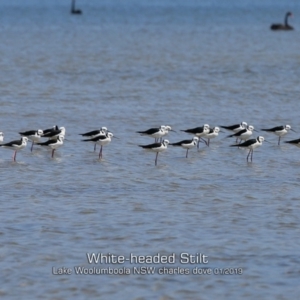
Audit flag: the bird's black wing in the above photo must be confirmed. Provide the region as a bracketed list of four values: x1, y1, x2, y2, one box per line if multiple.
[79, 130, 100, 136]
[230, 139, 256, 147]
[220, 124, 239, 131]
[137, 128, 160, 135]
[261, 126, 284, 132]
[139, 142, 162, 149]
[19, 130, 36, 136]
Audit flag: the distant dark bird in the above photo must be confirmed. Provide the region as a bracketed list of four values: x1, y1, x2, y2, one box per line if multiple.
[0, 137, 28, 161]
[170, 137, 199, 158]
[261, 125, 295, 145]
[71, 0, 82, 14]
[139, 140, 169, 166]
[285, 138, 300, 148]
[270, 12, 293, 30]
[230, 136, 265, 162]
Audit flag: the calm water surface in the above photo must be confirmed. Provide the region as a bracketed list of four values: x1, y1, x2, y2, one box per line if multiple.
[1, 0, 300, 299]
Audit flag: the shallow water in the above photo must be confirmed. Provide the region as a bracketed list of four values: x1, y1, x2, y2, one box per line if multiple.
[1, 0, 300, 299]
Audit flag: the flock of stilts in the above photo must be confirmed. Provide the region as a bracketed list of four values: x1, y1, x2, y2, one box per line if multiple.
[137, 122, 299, 165]
[0, 126, 66, 161]
[0, 122, 299, 164]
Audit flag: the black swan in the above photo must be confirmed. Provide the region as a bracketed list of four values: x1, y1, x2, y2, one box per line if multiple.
[71, 0, 82, 15]
[270, 12, 293, 30]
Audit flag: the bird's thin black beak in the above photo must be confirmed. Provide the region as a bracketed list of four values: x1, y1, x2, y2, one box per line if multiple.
[113, 136, 119, 139]
[264, 140, 271, 143]
[291, 129, 296, 133]
[170, 130, 176, 133]
[253, 129, 259, 132]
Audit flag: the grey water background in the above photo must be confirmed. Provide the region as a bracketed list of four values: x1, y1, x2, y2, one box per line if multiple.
[1, 0, 300, 299]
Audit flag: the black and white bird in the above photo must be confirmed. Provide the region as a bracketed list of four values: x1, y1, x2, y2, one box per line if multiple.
[82, 132, 114, 159]
[139, 139, 169, 166]
[284, 138, 300, 148]
[230, 136, 265, 162]
[79, 127, 108, 151]
[180, 124, 210, 148]
[261, 125, 295, 145]
[227, 125, 255, 143]
[0, 132, 3, 143]
[0, 136, 28, 161]
[220, 122, 248, 133]
[203, 127, 222, 146]
[42, 127, 66, 140]
[37, 135, 64, 158]
[137, 125, 167, 142]
[19, 129, 43, 151]
[170, 137, 199, 158]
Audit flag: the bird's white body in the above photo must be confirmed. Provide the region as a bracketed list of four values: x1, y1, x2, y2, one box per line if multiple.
[0, 132, 3, 143]
[192, 124, 210, 137]
[95, 132, 113, 146]
[246, 136, 264, 150]
[92, 129, 107, 138]
[233, 122, 248, 132]
[178, 137, 199, 149]
[46, 135, 64, 150]
[233, 125, 254, 141]
[204, 127, 220, 139]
